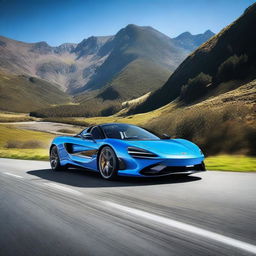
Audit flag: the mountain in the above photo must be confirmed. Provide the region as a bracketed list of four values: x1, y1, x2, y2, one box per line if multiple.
[74, 24, 190, 99]
[0, 25, 213, 101]
[131, 3, 256, 114]
[173, 30, 214, 51]
[74, 36, 112, 58]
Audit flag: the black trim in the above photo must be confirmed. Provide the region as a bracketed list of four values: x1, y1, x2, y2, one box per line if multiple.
[128, 147, 158, 158]
[64, 143, 98, 158]
[140, 162, 206, 176]
[98, 126, 107, 139]
[90, 126, 105, 140]
[118, 158, 126, 170]
[64, 143, 73, 154]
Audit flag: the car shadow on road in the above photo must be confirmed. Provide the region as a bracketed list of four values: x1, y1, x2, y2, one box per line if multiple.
[27, 168, 202, 188]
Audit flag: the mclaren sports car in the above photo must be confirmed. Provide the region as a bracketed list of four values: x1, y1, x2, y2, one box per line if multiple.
[50, 123, 206, 180]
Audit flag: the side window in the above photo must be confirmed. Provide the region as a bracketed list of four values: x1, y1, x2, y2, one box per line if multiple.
[80, 128, 89, 137]
[91, 127, 104, 140]
[80, 127, 91, 136]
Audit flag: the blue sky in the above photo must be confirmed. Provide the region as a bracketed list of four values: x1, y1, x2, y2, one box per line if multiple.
[0, 0, 255, 46]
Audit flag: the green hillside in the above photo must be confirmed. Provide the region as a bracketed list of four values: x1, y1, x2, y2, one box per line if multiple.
[102, 59, 170, 100]
[0, 72, 70, 112]
[85, 58, 171, 101]
[30, 58, 171, 118]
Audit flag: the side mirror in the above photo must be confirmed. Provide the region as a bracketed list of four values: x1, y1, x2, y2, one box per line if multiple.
[82, 132, 94, 140]
[162, 134, 171, 139]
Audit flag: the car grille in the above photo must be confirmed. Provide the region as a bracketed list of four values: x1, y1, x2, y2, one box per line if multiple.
[140, 162, 206, 176]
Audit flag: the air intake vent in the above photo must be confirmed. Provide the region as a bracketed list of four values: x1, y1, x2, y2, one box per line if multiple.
[128, 147, 157, 158]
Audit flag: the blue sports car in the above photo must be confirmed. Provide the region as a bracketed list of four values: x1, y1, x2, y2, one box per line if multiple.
[50, 123, 205, 180]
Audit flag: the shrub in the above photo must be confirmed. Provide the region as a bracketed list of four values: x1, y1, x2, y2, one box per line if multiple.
[42, 117, 91, 126]
[57, 128, 76, 134]
[180, 73, 212, 104]
[29, 77, 36, 83]
[5, 140, 45, 149]
[96, 87, 120, 100]
[100, 104, 122, 116]
[5, 140, 23, 148]
[217, 54, 248, 82]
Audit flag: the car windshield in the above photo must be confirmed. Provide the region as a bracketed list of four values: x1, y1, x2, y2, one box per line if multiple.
[101, 124, 160, 140]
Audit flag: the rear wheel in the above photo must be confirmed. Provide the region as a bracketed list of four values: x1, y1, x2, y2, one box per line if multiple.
[98, 146, 118, 180]
[50, 145, 66, 171]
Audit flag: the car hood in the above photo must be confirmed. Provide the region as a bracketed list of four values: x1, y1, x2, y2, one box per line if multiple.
[125, 139, 202, 158]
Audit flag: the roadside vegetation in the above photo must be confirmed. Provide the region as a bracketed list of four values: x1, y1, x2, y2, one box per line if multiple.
[0, 111, 36, 122]
[30, 100, 122, 118]
[57, 128, 77, 134]
[146, 103, 255, 156]
[0, 148, 49, 161]
[0, 125, 53, 160]
[205, 155, 256, 172]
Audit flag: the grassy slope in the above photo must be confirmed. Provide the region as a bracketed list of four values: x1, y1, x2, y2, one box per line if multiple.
[80, 58, 171, 101]
[47, 79, 256, 127]
[0, 124, 54, 160]
[0, 111, 36, 122]
[205, 155, 256, 172]
[0, 72, 70, 112]
[105, 59, 170, 100]
[44, 104, 166, 126]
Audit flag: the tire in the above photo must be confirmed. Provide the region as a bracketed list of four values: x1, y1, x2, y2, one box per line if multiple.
[50, 145, 66, 171]
[98, 146, 118, 180]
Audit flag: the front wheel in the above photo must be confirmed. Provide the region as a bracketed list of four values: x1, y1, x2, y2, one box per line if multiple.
[98, 146, 118, 180]
[50, 145, 66, 171]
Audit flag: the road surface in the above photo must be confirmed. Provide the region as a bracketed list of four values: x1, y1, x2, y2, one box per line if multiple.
[0, 158, 255, 256]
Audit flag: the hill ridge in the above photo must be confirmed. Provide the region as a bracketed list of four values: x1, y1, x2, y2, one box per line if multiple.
[130, 3, 256, 114]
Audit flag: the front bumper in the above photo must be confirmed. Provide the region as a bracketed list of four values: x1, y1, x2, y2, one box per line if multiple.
[118, 156, 205, 177]
[140, 162, 206, 176]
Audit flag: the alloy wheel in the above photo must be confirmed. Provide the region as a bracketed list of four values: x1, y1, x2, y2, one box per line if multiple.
[50, 146, 59, 170]
[99, 147, 117, 179]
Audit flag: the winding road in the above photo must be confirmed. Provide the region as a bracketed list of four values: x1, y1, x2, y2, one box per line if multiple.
[0, 158, 256, 256]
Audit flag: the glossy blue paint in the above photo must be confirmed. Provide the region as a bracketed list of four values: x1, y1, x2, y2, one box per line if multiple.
[50, 124, 205, 177]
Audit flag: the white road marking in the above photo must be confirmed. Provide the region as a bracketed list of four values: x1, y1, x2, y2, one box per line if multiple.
[105, 201, 256, 255]
[3, 172, 24, 179]
[43, 182, 82, 196]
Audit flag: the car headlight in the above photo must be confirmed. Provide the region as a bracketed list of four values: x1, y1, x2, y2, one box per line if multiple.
[128, 147, 158, 158]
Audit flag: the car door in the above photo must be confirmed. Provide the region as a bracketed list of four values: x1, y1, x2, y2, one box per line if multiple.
[66, 126, 104, 168]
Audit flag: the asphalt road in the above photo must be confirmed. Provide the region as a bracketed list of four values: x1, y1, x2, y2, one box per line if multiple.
[0, 158, 256, 256]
